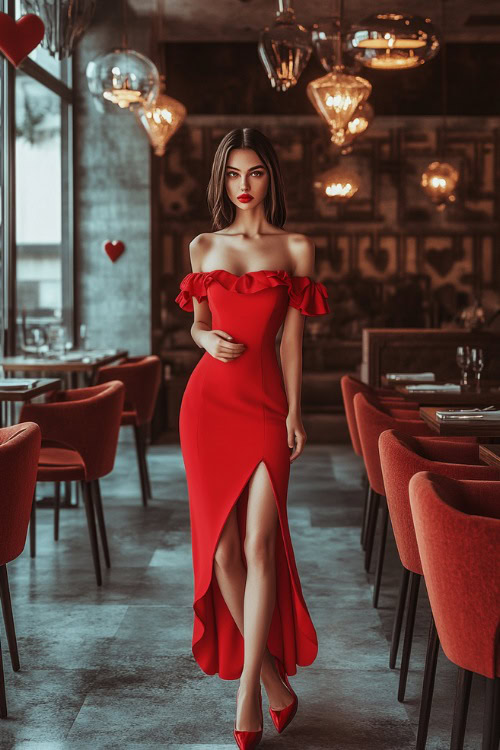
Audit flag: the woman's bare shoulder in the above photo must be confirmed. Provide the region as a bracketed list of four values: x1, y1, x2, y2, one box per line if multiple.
[286, 233, 316, 276]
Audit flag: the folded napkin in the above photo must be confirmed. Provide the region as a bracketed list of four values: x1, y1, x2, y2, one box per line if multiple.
[436, 408, 500, 421]
[386, 372, 436, 382]
[0, 378, 38, 390]
[406, 384, 461, 392]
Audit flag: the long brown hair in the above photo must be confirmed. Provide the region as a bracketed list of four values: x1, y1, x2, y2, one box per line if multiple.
[207, 128, 287, 230]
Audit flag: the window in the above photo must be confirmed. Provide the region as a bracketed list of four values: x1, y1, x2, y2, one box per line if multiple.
[1, 0, 74, 355]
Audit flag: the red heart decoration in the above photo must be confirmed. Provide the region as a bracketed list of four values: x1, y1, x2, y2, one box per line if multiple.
[0, 13, 45, 68]
[104, 240, 126, 263]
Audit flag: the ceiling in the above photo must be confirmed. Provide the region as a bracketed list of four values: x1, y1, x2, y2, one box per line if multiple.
[128, 0, 500, 42]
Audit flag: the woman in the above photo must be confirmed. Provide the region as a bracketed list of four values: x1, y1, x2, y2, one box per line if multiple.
[175, 127, 330, 749]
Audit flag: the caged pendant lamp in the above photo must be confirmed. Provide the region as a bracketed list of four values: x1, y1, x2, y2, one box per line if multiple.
[258, 0, 313, 92]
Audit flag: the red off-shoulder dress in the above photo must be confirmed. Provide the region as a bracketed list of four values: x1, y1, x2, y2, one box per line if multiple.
[175, 269, 330, 680]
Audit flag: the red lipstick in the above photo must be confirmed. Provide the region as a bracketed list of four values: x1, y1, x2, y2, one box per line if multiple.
[237, 193, 254, 203]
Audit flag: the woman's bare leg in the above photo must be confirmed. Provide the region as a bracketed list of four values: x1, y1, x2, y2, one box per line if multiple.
[213, 464, 295, 731]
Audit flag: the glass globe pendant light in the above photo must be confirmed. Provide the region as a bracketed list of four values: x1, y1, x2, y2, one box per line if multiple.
[258, 0, 313, 92]
[86, 0, 159, 111]
[421, 161, 459, 209]
[134, 75, 186, 156]
[314, 163, 360, 202]
[346, 13, 440, 70]
[21, 0, 97, 59]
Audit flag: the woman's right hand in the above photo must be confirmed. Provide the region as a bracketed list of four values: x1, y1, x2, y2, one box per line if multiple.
[201, 330, 246, 363]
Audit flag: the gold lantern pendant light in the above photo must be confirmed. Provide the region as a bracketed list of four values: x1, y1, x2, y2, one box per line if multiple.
[134, 1, 187, 156]
[314, 163, 360, 202]
[421, 0, 458, 210]
[307, 0, 372, 145]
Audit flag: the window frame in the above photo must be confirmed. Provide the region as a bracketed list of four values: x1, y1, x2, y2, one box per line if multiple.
[1, 0, 75, 356]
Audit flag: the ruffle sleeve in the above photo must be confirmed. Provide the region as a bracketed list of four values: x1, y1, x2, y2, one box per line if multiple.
[175, 272, 208, 312]
[288, 277, 330, 316]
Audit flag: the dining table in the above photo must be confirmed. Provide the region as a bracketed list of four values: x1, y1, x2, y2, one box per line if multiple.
[419, 406, 500, 440]
[395, 383, 500, 406]
[0, 348, 128, 388]
[479, 444, 500, 469]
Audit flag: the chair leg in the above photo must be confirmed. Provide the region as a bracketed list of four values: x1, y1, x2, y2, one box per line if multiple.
[143, 423, 152, 500]
[390, 566, 410, 669]
[364, 491, 380, 572]
[81, 481, 102, 586]
[416, 615, 440, 750]
[450, 668, 473, 750]
[373, 499, 389, 608]
[91, 480, 111, 569]
[30, 490, 36, 558]
[133, 425, 148, 507]
[0, 566, 20, 672]
[0, 637, 6, 718]
[360, 481, 371, 547]
[54, 482, 61, 541]
[483, 677, 500, 750]
[398, 571, 421, 702]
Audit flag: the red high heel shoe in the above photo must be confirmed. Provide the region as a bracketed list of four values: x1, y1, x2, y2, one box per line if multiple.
[233, 685, 263, 750]
[268, 656, 298, 734]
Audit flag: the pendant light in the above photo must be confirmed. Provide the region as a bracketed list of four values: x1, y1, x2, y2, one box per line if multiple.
[86, 0, 159, 112]
[420, 0, 458, 210]
[346, 13, 440, 70]
[307, 0, 372, 144]
[258, 0, 312, 92]
[21, 0, 96, 59]
[134, 0, 186, 156]
[314, 163, 360, 202]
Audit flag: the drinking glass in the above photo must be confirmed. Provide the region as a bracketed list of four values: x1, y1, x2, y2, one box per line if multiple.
[80, 324, 88, 351]
[469, 347, 484, 392]
[456, 345, 470, 387]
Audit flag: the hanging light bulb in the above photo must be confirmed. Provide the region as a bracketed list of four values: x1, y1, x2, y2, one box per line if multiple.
[314, 164, 360, 202]
[329, 100, 374, 147]
[307, 66, 372, 143]
[258, 0, 313, 92]
[21, 0, 96, 59]
[86, 47, 160, 111]
[311, 16, 342, 73]
[134, 76, 186, 156]
[421, 161, 459, 210]
[346, 13, 440, 69]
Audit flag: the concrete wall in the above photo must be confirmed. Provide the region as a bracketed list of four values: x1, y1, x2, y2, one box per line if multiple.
[74, 1, 152, 355]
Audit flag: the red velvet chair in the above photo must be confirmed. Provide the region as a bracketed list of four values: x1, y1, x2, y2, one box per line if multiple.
[378, 430, 500, 735]
[20, 381, 125, 586]
[340, 374, 419, 547]
[96, 356, 162, 507]
[353, 391, 434, 588]
[0, 422, 41, 718]
[409, 472, 500, 750]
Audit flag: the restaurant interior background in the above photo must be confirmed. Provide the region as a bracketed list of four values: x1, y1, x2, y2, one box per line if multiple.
[2, 0, 500, 443]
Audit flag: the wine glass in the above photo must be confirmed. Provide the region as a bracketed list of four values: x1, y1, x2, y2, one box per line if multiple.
[469, 347, 484, 392]
[456, 345, 471, 388]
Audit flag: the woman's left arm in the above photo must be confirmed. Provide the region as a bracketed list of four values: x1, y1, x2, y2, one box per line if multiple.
[280, 236, 316, 463]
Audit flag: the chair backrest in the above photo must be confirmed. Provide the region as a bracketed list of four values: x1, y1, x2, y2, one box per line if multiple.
[0, 423, 41, 566]
[353, 391, 432, 495]
[20, 381, 125, 481]
[409, 471, 500, 679]
[96, 355, 162, 425]
[379, 430, 500, 575]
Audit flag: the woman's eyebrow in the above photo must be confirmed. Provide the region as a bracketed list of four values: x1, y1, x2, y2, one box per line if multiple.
[226, 164, 266, 171]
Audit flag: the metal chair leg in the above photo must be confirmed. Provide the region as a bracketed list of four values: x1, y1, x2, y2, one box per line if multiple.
[390, 566, 410, 669]
[360, 480, 370, 546]
[30, 490, 36, 558]
[416, 615, 440, 750]
[398, 571, 421, 702]
[81, 481, 102, 586]
[450, 668, 473, 750]
[54, 482, 61, 541]
[364, 491, 380, 572]
[0, 637, 6, 718]
[482, 677, 500, 750]
[0, 566, 19, 672]
[373, 500, 389, 608]
[91, 480, 111, 569]
[133, 425, 148, 507]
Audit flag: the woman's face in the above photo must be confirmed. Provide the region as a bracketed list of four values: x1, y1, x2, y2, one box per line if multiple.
[224, 148, 269, 210]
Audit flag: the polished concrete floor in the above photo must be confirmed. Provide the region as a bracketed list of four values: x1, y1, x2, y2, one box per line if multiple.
[0, 437, 487, 748]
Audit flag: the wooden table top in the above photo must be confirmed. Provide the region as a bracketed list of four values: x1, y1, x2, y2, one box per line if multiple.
[396, 384, 500, 406]
[420, 406, 500, 437]
[0, 378, 61, 402]
[0, 349, 128, 373]
[479, 444, 500, 469]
